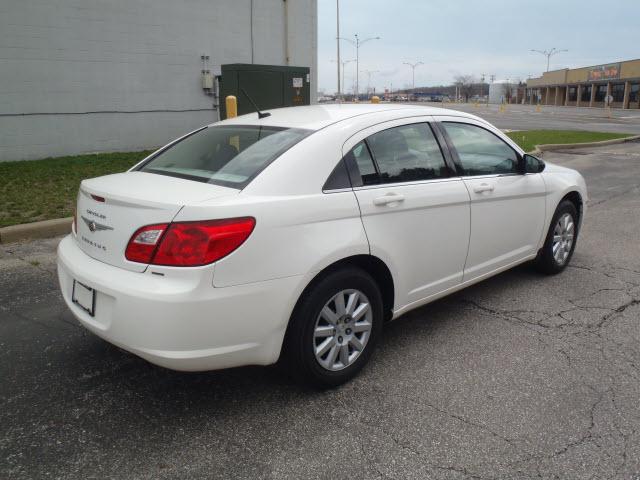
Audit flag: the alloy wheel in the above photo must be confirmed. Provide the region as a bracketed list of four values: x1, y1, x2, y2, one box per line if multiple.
[552, 213, 575, 265]
[313, 289, 373, 371]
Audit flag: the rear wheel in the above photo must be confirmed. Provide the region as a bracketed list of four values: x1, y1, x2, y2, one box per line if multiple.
[535, 200, 579, 274]
[283, 267, 383, 388]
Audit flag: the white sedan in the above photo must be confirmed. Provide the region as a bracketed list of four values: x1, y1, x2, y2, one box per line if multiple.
[57, 104, 587, 387]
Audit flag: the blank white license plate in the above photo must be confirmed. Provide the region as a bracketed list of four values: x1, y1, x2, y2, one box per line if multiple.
[72, 280, 95, 316]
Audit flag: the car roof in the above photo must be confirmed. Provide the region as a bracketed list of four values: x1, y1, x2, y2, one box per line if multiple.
[215, 103, 485, 131]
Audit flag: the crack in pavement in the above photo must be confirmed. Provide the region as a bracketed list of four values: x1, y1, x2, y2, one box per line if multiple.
[332, 393, 502, 480]
[587, 184, 640, 208]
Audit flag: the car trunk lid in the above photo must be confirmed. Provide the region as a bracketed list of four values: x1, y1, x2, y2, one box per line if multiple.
[75, 171, 238, 272]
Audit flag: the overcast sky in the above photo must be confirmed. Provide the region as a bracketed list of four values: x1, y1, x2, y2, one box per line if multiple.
[317, 0, 640, 94]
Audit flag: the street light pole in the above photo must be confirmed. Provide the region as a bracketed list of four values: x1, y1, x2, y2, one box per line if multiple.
[342, 60, 355, 97]
[355, 35, 359, 98]
[530, 48, 568, 72]
[336, 0, 340, 99]
[332, 59, 356, 98]
[403, 61, 424, 94]
[338, 34, 380, 99]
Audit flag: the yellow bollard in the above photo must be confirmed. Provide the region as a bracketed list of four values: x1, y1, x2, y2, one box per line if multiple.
[225, 95, 238, 119]
[499, 104, 505, 113]
[371, 96, 380, 104]
[535, 104, 542, 113]
[225, 96, 239, 150]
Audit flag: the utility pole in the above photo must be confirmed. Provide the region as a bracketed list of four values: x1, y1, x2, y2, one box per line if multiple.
[336, 0, 340, 99]
[338, 34, 380, 99]
[403, 61, 424, 94]
[530, 48, 568, 72]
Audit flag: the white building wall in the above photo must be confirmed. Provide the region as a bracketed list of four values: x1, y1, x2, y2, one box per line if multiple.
[0, 0, 317, 161]
[488, 81, 516, 104]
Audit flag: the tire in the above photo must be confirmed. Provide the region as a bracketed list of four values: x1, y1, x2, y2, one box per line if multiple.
[535, 200, 579, 274]
[283, 267, 384, 388]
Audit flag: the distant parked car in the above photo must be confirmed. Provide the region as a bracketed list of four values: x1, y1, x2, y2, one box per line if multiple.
[58, 104, 587, 387]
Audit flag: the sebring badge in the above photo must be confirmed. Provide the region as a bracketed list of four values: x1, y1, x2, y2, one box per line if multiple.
[81, 216, 113, 232]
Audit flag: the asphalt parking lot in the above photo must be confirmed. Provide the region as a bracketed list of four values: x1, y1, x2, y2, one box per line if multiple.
[412, 102, 640, 135]
[2, 140, 640, 479]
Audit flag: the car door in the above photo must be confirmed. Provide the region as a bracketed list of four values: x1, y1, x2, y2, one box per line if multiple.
[437, 118, 546, 281]
[344, 118, 471, 311]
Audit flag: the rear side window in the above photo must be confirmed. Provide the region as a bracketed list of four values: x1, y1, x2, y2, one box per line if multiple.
[344, 141, 378, 186]
[442, 122, 518, 176]
[139, 125, 311, 189]
[367, 123, 449, 184]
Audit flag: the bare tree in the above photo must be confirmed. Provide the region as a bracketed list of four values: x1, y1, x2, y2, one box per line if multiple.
[453, 75, 476, 102]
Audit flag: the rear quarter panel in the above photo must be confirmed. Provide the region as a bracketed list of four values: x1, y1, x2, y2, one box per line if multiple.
[179, 125, 370, 288]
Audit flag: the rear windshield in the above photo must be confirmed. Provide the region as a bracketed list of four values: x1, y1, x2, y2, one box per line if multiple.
[138, 125, 311, 189]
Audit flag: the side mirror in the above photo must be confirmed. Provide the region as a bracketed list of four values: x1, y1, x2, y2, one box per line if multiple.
[523, 154, 545, 174]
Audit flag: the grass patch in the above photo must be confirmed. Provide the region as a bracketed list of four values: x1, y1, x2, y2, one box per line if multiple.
[0, 151, 153, 227]
[505, 130, 632, 153]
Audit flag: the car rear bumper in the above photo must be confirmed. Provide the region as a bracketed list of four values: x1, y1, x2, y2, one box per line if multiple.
[57, 235, 302, 371]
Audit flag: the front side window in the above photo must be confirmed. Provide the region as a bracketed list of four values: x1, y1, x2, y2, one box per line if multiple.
[366, 123, 448, 184]
[139, 125, 310, 188]
[442, 122, 519, 176]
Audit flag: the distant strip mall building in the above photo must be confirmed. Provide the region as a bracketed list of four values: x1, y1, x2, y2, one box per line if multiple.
[526, 59, 640, 109]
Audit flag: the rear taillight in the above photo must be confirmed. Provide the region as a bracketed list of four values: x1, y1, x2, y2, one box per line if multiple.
[125, 223, 168, 263]
[125, 217, 255, 267]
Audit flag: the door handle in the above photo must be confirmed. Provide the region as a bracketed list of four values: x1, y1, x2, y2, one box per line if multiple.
[373, 193, 405, 206]
[473, 183, 495, 194]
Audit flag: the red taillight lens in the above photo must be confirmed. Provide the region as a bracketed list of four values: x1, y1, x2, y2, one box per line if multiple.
[125, 223, 168, 263]
[125, 218, 255, 267]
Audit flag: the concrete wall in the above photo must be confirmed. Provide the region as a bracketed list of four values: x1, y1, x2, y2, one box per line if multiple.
[566, 67, 590, 84]
[0, 0, 318, 161]
[621, 60, 640, 79]
[527, 69, 568, 88]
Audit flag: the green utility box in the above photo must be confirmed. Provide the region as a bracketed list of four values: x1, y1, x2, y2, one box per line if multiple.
[219, 63, 310, 118]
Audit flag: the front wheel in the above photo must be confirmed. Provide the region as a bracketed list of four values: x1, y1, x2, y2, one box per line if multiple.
[535, 200, 579, 274]
[283, 267, 383, 388]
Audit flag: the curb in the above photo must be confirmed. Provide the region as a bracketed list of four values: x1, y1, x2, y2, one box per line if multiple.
[0, 217, 72, 244]
[529, 134, 640, 155]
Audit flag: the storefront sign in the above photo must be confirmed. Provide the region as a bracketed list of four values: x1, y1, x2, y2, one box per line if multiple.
[588, 63, 621, 81]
